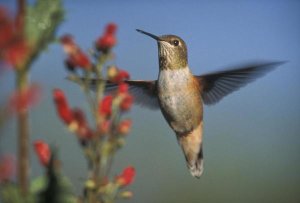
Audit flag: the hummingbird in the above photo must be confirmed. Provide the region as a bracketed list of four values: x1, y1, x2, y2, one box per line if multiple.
[88, 29, 284, 178]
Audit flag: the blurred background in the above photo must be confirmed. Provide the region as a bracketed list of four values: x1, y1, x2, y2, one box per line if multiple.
[1, 0, 300, 202]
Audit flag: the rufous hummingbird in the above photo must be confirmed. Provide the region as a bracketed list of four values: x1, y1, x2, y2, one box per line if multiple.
[92, 29, 284, 178]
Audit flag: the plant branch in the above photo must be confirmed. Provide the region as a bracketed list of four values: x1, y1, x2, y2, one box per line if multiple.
[16, 0, 26, 31]
[16, 69, 29, 196]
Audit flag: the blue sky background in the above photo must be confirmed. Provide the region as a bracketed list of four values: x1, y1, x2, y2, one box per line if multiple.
[1, 1, 300, 202]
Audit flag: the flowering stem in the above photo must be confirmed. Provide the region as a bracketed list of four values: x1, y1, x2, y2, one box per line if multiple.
[15, 0, 29, 196]
[16, 69, 29, 196]
[92, 55, 106, 177]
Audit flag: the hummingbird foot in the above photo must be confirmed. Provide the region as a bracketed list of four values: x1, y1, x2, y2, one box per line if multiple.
[177, 122, 204, 178]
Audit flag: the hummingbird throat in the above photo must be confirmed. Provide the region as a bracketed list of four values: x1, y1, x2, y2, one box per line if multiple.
[158, 42, 187, 70]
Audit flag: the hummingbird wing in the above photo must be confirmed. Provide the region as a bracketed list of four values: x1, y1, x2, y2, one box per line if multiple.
[196, 61, 285, 105]
[106, 80, 159, 110]
[73, 78, 160, 110]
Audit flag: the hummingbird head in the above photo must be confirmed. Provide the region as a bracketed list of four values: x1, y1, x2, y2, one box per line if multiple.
[136, 29, 188, 70]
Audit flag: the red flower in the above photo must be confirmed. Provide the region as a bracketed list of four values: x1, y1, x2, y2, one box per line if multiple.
[72, 108, 93, 139]
[8, 84, 41, 113]
[96, 35, 116, 51]
[116, 166, 135, 186]
[72, 108, 87, 128]
[60, 34, 91, 70]
[0, 7, 30, 68]
[60, 35, 77, 56]
[33, 140, 51, 167]
[98, 95, 113, 118]
[53, 89, 73, 125]
[117, 119, 132, 135]
[70, 51, 91, 69]
[95, 23, 118, 52]
[0, 155, 15, 183]
[105, 23, 117, 35]
[120, 94, 133, 111]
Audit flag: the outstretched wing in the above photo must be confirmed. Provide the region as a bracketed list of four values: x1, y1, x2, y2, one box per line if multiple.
[75, 78, 160, 110]
[196, 61, 285, 105]
[106, 80, 159, 110]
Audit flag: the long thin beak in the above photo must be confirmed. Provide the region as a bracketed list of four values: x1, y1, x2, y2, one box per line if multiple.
[136, 29, 161, 41]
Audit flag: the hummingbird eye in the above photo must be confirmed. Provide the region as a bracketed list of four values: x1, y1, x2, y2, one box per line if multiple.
[172, 40, 179, 46]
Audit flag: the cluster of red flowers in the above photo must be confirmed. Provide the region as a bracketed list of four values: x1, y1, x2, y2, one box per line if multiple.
[98, 68, 134, 135]
[95, 23, 117, 53]
[57, 22, 136, 197]
[53, 78, 134, 141]
[116, 166, 135, 186]
[53, 88, 93, 140]
[0, 7, 30, 68]
[60, 23, 117, 73]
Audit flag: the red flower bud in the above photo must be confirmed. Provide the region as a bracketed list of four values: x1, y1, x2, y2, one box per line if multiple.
[96, 34, 116, 52]
[120, 94, 133, 111]
[72, 108, 86, 128]
[116, 166, 135, 186]
[98, 95, 113, 118]
[71, 51, 91, 69]
[33, 140, 51, 167]
[95, 23, 118, 52]
[105, 23, 117, 35]
[53, 89, 73, 125]
[117, 119, 132, 135]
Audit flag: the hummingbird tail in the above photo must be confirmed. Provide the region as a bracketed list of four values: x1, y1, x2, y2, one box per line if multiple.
[177, 123, 204, 178]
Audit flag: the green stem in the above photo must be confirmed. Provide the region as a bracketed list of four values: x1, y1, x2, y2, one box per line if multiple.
[16, 69, 29, 196]
[95, 54, 108, 105]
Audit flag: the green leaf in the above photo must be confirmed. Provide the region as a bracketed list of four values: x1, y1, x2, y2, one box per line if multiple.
[1, 183, 35, 203]
[30, 149, 76, 203]
[25, 0, 64, 67]
[30, 174, 76, 203]
[30, 176, 47, 194]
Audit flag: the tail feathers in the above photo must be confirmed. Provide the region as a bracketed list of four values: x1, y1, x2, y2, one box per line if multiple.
[188, 146, 204, 178]
[177, 123, 204, 178]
